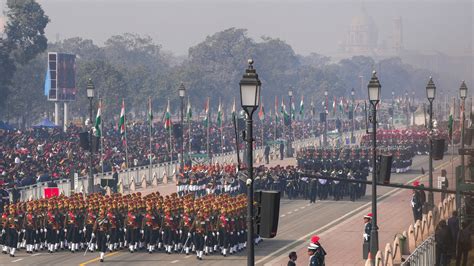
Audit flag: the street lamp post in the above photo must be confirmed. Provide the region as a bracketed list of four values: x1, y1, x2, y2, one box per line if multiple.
[178, 83, 186, 173]
[351, 88, 355, 144]
[391, 91, 395, 128]
[426, 77, 436, 209]
[86, 79, 95, 194]
[458, 81, 468, 213]
[288, 89, 293, 157]
[324, 90, 328, 146]
[405, 91, 409, 127]
[239, 59, 261, 266]
[368, 71, 381, 263]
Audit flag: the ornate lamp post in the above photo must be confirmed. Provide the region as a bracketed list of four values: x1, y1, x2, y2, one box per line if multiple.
[368, 71, 381, 263]
[426, 77, 436, 209]
[178, 83, 186, 173]
[239, 59, 261, 266]
[324, 89, 328, 146]
[86, 78, 95, 194]
[288, 89, 293, 157]
[458, 81, 468, 212]
[351, 88, 355, 143]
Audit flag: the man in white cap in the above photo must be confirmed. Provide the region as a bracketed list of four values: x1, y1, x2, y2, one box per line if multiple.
[363, 213, 372, 259]
[307, 235, 326, 265]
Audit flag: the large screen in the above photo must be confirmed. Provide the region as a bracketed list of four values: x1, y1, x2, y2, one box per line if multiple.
[47, 52, 77, 102]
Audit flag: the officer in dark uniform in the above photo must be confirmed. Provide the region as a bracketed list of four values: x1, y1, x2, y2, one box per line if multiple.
[411, 181, 423, 222]
[362, 213, 372, 259]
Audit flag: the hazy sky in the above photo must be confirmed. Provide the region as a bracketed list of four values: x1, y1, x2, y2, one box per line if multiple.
[2, 0, 473, 57]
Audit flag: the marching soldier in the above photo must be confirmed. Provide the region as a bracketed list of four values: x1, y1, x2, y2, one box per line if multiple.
[191, 210, 207, 260]
[92, 207, 109, 262]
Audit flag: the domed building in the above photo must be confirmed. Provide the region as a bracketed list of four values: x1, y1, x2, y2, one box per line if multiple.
[341, 7, 378, 56]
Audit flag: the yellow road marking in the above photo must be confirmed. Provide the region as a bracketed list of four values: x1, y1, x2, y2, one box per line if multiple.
[79, 251, 119, 266]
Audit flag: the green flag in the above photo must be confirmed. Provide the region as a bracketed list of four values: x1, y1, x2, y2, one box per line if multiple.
[217, 100, 222, 127]
[186, 98, 192, 122]
[95, 100, 102, 137]
[164, 99, 171, 130]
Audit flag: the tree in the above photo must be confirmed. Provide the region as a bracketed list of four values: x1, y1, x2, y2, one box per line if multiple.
[5, 0, 49, 64]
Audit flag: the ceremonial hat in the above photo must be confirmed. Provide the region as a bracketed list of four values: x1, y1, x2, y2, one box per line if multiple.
[413, 180, 420, 187]
[308, 243, 319, 250]
[364, 213, 373, 219]
[310, 235, 320, 244]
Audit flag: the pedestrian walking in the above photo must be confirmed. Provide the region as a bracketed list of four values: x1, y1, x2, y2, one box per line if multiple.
[287, 251, 297, 266]
[435, 219, 453, 266]
[455, 221, 471, 266]
[363, 213, 372, 259]
[264, 144, 270, 164]
[411, 181, 423, 222]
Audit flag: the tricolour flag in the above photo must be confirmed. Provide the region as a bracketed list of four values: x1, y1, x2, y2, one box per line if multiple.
[291, 99, 296, 119]
[274, 96, 280, 124]
[310, 98, 315, 117]
[231, 98, 236, 120]
[186, 97, 192, 122]
[95, 100, 102, 137]
[258, 97, 265, 121]
[203, 98, 209, 126]
[148, 97, 153, 127]
[299, 96, 304, 116]
[164, 99, 171, 130]
[281, 98, 290, 123]
[217, 99, 223, 127]
[118, 99, 125, 139]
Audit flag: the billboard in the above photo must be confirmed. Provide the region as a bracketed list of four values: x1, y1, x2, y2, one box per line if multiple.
[46, 52, 77, 102]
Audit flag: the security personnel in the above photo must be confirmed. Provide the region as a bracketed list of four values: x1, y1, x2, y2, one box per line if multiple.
[362, 213, 372, 259]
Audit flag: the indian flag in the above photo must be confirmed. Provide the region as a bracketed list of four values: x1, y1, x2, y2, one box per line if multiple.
[217, 100, 222, 127]
[203, 98, 209, 126]
[258, 98, 265, 121]
[148, 97, 153, 127]
[118, 99, 125, 139]
[231, 98, 236, 120]
[186, 97, 192, 122]
[95, 100, 102, 137]
[164, 99, 171, 130]
[291, 100, 296, 119]
[299, 96, 304, 116]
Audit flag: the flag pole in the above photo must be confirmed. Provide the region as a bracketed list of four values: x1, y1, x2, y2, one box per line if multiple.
[123, 99, 130, 192]
[188, 96, 192, 157]
[149, 97, 153, 183]
[99, 98, 104, 177]
[206, 97, 210, 163]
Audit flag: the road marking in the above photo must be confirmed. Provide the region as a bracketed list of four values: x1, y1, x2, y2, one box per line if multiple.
[300, 206, 305, 209]
[32, 253, 41, 256]
[294, 209, 299, 212]
[306, 204, 311, 206]
[257, 159, 453, 265]
[12, 258, 23, 262]
[79, 251, 119, 266]
[280, 214, 286, 217]
[171, 260, 179, 263]
[288, 211, 292, 214]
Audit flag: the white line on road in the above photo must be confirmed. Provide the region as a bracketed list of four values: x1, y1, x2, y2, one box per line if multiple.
[300, 206, 305, 209]
[306, 204, 311, 206]
[171, 260, 179, 264]
[293, 209, 299, 212]
[280, 214, 286, 217]
[257, 159, 453, 265]
[287, 212, 292, 214]
[11, 258, 23, 262]
[32, 253, 41, 256]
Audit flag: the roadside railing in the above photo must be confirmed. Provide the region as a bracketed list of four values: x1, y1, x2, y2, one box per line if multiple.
[401, 235, 435, 266]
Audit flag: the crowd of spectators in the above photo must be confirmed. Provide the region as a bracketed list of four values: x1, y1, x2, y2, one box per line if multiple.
[0, 116, 363, 189]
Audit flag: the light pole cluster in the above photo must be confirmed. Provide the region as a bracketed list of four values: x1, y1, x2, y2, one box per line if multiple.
[86, 78, 95, 194]
[426, 77, 436, 209]
[239, 59, 261, 266]
[367, 71, 381, 262]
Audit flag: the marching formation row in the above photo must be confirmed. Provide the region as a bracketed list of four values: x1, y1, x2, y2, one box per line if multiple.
[0, 192, 259, 262]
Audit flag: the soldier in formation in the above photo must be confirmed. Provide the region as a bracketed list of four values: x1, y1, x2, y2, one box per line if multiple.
[0, 191, 258, 262]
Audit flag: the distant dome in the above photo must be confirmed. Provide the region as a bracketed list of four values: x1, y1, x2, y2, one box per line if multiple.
[342, 7, 378, 55]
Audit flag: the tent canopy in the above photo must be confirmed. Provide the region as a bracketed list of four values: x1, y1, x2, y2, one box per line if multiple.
[33, 118, 59, 128]
[0, 121, 15, 131]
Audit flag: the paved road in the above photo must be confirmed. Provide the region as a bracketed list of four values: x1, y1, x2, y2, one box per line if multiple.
[0, 155, 455, 266]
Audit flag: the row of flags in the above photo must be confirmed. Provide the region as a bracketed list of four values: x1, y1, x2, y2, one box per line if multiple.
[91, 94, 373, 139]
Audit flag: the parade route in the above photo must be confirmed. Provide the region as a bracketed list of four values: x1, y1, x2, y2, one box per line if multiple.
[0, 154, 457, 266]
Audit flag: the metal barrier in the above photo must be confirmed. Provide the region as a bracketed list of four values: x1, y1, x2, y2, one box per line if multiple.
[401, 235, 436, 266]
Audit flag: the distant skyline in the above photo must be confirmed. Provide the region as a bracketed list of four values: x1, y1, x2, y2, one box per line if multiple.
[1, 0, 472, 57]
